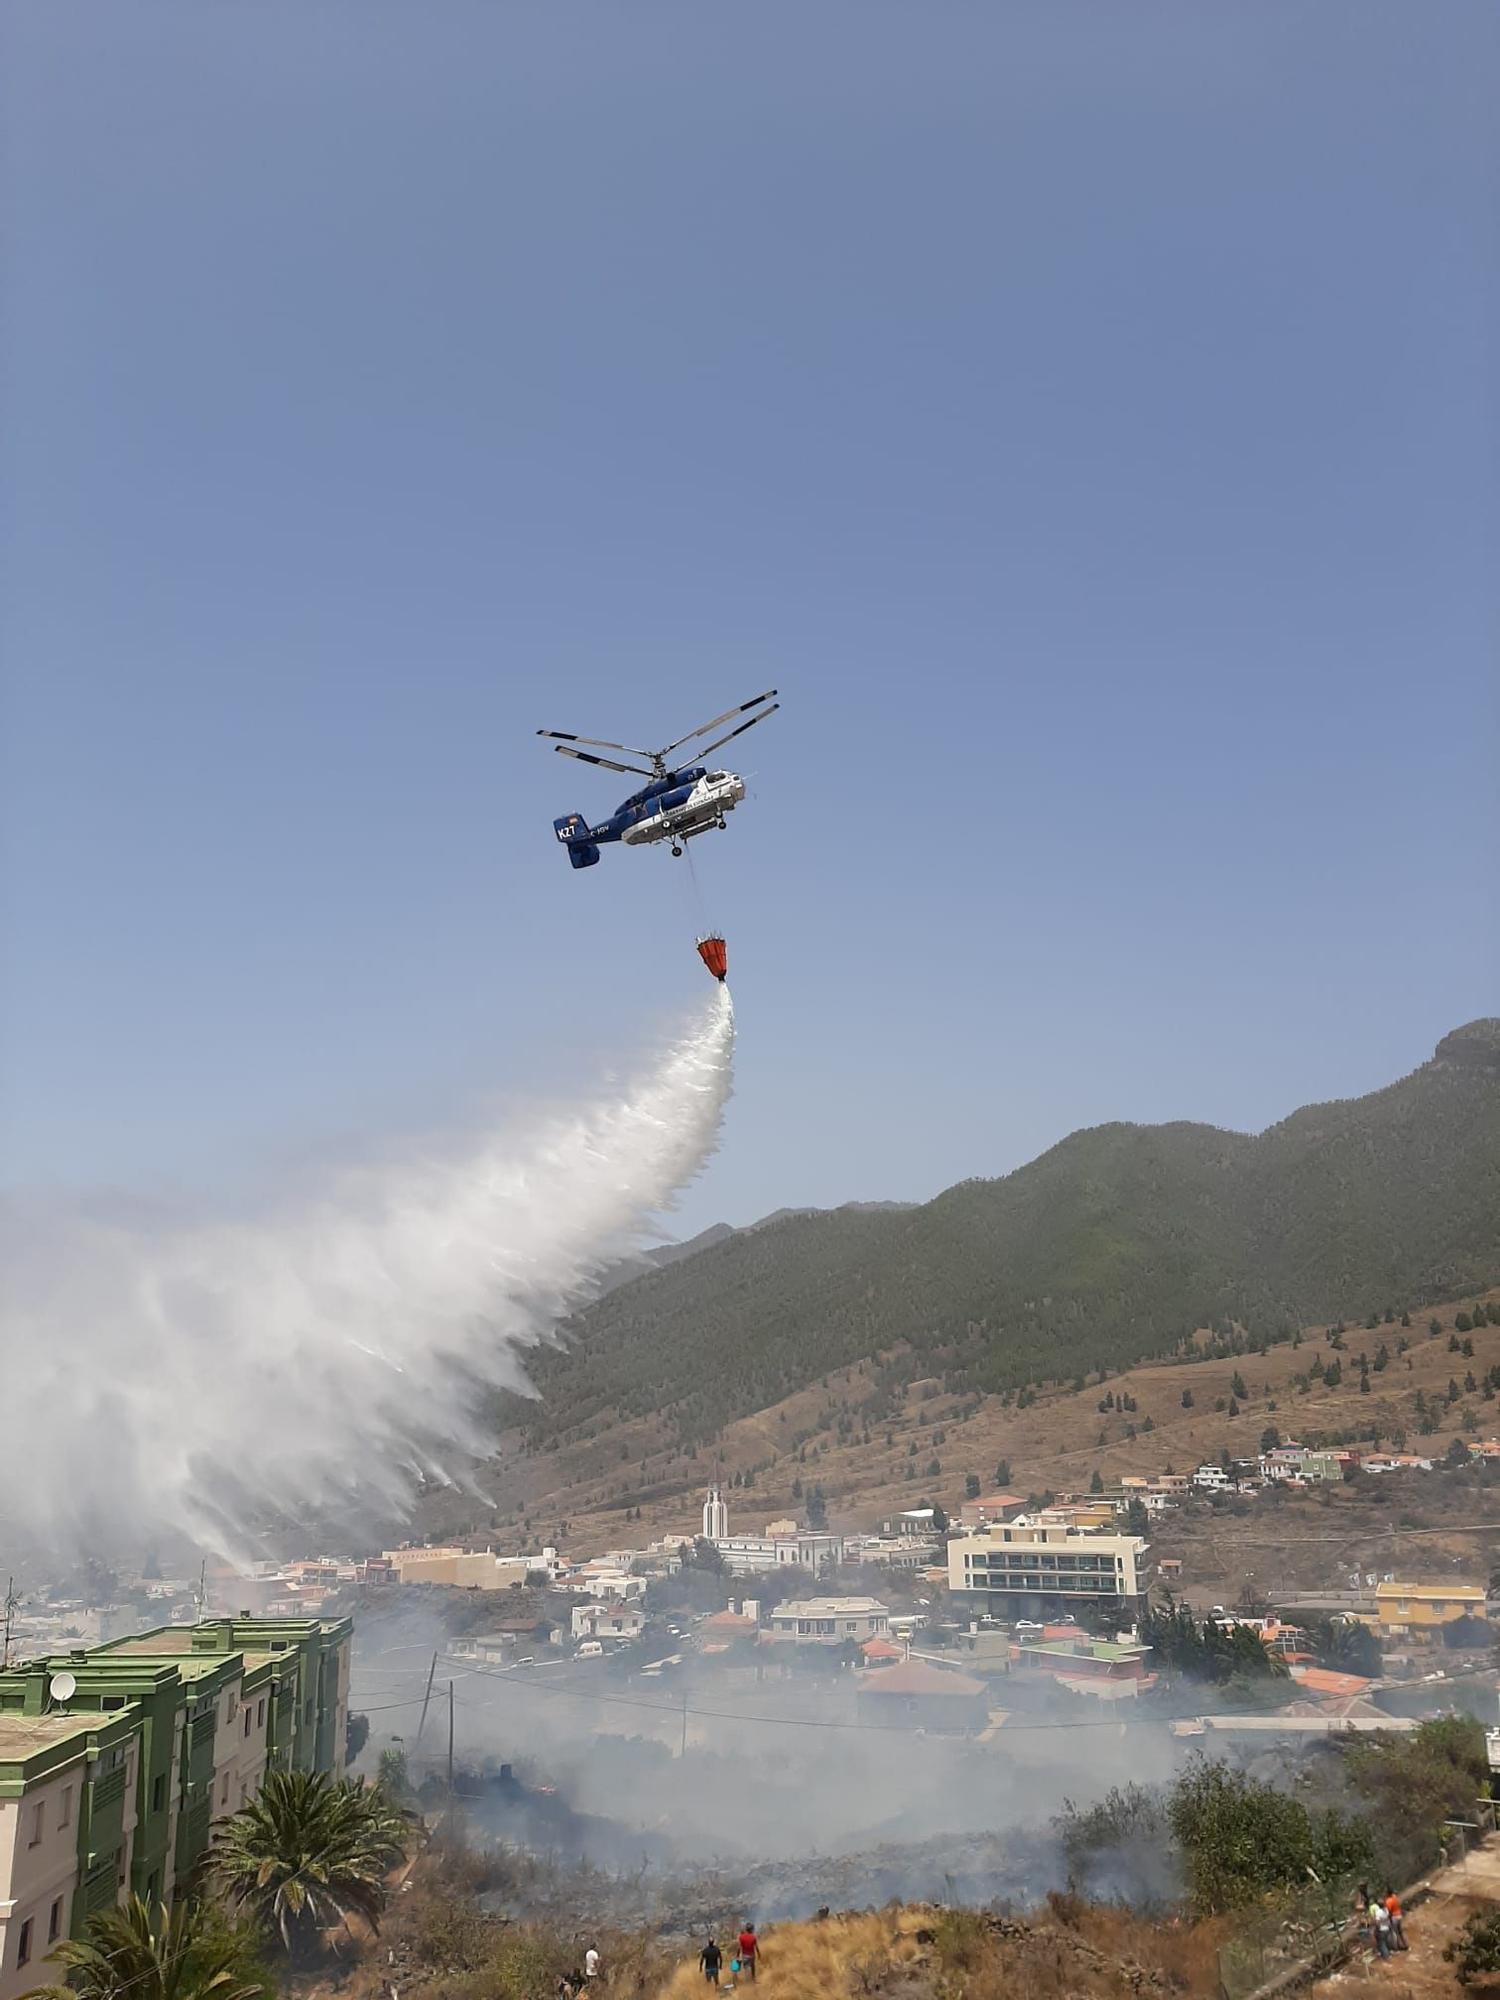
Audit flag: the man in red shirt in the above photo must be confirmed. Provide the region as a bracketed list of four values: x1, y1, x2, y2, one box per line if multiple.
[736, 1924, 759, 1981]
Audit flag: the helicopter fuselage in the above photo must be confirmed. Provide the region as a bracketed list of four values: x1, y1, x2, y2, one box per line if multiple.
[553, 767, 746, 867]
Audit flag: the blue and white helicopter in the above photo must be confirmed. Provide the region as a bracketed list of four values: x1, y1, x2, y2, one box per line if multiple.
[538, 689, 779, 869]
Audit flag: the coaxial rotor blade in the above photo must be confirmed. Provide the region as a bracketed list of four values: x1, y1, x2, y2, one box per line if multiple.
[537, 729, 656, 759]
[552, 745, 657, 777]
[692, 702, 781, 762]
[658, 689, 779, 761]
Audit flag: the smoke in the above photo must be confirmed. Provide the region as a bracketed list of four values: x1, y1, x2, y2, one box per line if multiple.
[351, 1599, 1185, 1915]
[0, 988, 735, 1558]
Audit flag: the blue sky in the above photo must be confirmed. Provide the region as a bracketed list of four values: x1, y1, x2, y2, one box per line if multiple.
[2, 1, 1496, 1232]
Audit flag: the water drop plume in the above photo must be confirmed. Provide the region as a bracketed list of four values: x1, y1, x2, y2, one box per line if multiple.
[0, 987, 735, 1557]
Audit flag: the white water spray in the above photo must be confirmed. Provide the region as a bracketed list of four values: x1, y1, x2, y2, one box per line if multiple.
[0, 988, 735, 1556]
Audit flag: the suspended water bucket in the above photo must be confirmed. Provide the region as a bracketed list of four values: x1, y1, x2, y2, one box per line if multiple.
[696, 935, 728, 982]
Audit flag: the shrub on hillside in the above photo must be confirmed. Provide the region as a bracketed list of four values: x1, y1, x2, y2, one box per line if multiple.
[1343, 1716, 1487, 1885]
[1447, 1909, 1500, 1985]
[1167, 1758, 1372, 1916]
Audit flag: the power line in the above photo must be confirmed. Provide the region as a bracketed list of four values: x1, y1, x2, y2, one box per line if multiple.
[375, 1653, 1241, 1737]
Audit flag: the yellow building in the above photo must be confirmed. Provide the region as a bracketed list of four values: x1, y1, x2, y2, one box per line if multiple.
[1374, 1580, 1487, 1634]
[384, 1547, 536, 1590]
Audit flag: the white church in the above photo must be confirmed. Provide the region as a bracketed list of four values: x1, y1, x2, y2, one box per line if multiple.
[700, 1483, 844, 1577]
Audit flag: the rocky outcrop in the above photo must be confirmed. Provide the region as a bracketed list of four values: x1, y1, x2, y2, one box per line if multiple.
[1434, 1019, 1500, 1073]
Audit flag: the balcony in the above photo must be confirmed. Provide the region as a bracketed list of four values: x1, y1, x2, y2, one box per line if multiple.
[80, 1859, 118, 1916]
[86, 1765, 127, 1864]
[92, 1764, 126, 1812]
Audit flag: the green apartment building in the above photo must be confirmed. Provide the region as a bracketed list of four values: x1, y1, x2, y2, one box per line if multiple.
[0, 1617, 350, 2000]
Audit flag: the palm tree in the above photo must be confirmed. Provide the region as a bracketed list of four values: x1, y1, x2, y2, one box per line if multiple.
[208, 1769, 409, 1958]
[21, 1893, 269, 2000]
[375, 1743, 411, 1801]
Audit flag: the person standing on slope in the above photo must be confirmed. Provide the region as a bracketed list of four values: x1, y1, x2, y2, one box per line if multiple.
[1368, 1897, 1393, 1961]
[1384, 1890, 1407, 1951]
[736, 1924, 759, 1982]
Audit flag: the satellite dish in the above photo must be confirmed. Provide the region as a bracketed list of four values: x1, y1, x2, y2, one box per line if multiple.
[49, 1671, 78, 1705]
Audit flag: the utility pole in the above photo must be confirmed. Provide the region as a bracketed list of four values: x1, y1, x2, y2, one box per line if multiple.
[415, 1652, 438, 1746]
[194, 1560, 207, 1625]
[446, 1681, 455, 1796]
[680, 1686, 689, 1760]
[2, 1577, 17, 1668]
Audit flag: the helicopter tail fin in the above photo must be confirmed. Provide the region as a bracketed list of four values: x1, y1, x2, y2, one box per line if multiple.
[555, 813, 600, 868]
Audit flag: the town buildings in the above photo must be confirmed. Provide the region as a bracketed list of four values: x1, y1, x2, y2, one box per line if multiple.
[765, 1597, 891, 1645]
[843, 1533, 940, 1569]
[698, 1604, 761, 1652]
[1262, 1446, 1347, 1483]
[1011, 1634, 1153, 1693]
[570, 1602, 646, 1644]
[948, 1518, 1151, 1615]
[694, 1491, 847, 1576]
[957, 1492, 1027, 1530]
[712, 1530, 845, 1577]
[855, 1660, 989, 1732]
[1374, 1580, 1487, 1635]
[0, 1619, 349, 1999]
[380, 1545, 564, 1591]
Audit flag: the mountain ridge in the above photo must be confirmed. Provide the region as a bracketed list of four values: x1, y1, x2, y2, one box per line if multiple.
[504, 1021, 1500, 1453]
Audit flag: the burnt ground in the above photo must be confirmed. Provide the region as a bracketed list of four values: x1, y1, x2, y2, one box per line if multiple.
[455, 1766, 1058, 1937]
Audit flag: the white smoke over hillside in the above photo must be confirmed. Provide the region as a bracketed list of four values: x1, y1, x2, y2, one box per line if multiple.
[0, 988, 734, 1557]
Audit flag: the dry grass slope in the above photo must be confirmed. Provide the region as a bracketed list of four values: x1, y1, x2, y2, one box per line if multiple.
[650, 1903, 1228, 1999]
[453, 1288, 1500, 1573]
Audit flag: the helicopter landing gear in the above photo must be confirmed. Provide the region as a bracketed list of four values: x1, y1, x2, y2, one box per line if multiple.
[670, 842, 683, 858]
[716, 817, 727, 830]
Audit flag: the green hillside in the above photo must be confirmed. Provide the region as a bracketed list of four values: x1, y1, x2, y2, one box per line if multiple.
[506, 1020, 1500, 1449]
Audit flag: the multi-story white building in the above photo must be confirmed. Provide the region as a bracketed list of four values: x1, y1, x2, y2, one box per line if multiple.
[702, 1487, 729, 1539]
[947, 1519, 1151, 1613]
[713, 1531, 845, 1577]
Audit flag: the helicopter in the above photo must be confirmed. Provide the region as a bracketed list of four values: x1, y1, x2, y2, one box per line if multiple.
[538, 689, 779, 868]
